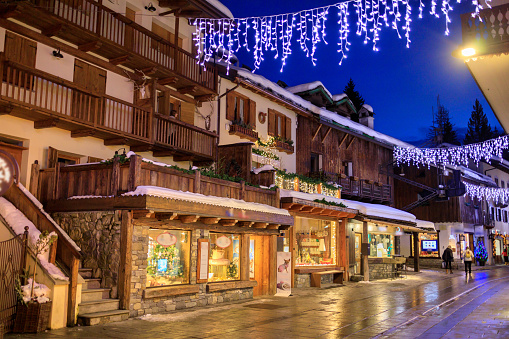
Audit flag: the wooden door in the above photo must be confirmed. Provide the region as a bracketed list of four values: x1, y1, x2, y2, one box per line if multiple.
[4, 32, 37, 67]
[251, 235, 272, 296]
[355, 233, 362, 274]
[72, 60, 106, 123]
[125, 7, 136, 50]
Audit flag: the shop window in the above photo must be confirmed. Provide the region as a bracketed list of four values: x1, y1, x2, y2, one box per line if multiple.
[368, 233, 393, 257]
[147, 229, 191, 287]
[268, 109, 291, 141]
[343, 161, 353, 176]
[504, 210, 508, 223]
[209, 233, 240, 281]
[502, 181, 506, 189]
[226, 91, 256, 129]
[310, 153, 322, 173]
[495, 178, 499, 186]
[294, 217, 336, 266]
[490, 206, 495, 220]
[415, 233, 439, 257]
[497, 208, 501, 222]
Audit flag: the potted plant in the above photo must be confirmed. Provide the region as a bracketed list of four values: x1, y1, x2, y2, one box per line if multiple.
[229, 120, 259, 141]
[474, 241, 488, 266]
[273, 136, 294, 154]
[14, 231, 56, 333]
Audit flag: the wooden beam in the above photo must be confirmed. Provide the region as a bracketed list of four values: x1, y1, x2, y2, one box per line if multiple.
[195, 94, 216, 102]
[267, 224, 280, 230]
[159, 0, 190, 6]
[71, 129, 95, 138]
[159, 8, 181, 16]
[67, 256, 79, 326]
[252, 222, 269, 229]
[132, 210, 155, 219]
[0, 105, 13, 115]
[312, 124, 322, 141]
[322, 127, 332, 144]
[300, 206, 314, 212]
[158, 77, 179, 86]
[104, 138, 129, 146]
[338, 133, 348, 148]
[109, 55, 131, 66]
[177, 85, 198, 95]
[200, 217, 221, 225]
[179, 215, 199, 223]
[118, 211, 133, 310]
[42, 24, 64, 37]
[156, 83, 197, 104]
[179, 10, 203, 17]
[0, 5, 21, 19]
[309, 208, 325, 215]
[78, 40, 102, 52]
[152, 150, 176, 157]
[237, 221, 254, 227]
[281, 203, 295, 210]
[155, 212, 178, 220]
[130, 145, 154, 152]
[219, 219, 238, 227]
[173, 154, 194, 162]
[289, 204, 304, 211]
[346, 136, 356, 150]
[140, 67, 158, 76]
[34, 118, 59, 129]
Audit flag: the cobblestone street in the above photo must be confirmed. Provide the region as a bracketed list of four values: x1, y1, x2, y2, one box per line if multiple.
[8, 267, 509, 339]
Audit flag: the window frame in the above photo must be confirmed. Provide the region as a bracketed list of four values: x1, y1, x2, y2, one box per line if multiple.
[268, 108, 291, 141]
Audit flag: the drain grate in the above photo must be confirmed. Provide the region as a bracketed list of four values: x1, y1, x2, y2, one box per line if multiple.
[244, 304, 287, 309]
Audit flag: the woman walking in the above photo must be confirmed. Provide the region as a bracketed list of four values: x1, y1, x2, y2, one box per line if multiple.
[464, 246, 474, 275]
[442, 245, 454, 274]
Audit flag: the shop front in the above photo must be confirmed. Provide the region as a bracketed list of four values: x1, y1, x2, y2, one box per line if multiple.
[491, 230, 508, 264]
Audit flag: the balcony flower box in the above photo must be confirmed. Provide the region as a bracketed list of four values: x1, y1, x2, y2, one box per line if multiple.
[364, 179, 375, 185]
[229, 124, 259, 142]
[274, 140, 294, 154]
[350, 176, 359, 181]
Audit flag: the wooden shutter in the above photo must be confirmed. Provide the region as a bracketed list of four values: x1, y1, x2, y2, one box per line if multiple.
[180, 101, 195, 125]
[226, 92, 235, 121]
[74, 59, 106, 93]
[268, 109, 276, 136]
[158, 92, 170, 114]
[249, 100, 256, 130]
[285, 117, 292, 140]
[4, 32, 37, 67]
[20, 39, 37, 68]
[47, 147, 58, 168]
[73, 60, 88, 89]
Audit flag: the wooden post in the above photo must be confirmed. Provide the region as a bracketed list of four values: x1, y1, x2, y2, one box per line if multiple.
[21, 226, 29, 285]
[338, 219, 348, 279]
[110, 156, 120, 196]
[118, 211, 133, 309]
[149, 79, 157, 143]
[194, 170, 201, 193]
[48, 240, 57, 264]
[52, 162, 61, 200]
[174, 16, 180, 73]
[241, 234, 249, 281]
[275, 187, 280, 208]
[239, 180, 245, 201]
[413, 232, 420, 272]
[128, 155, 142, 191]
[362, 221, 369, 281]
[290, 223, 295, 288]
[29, 160, 40, 199]
[269, 234, 277, 295]
[67, 256, 79, 327]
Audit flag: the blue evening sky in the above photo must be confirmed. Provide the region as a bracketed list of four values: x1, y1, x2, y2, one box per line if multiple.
[219, 0, 502, 144]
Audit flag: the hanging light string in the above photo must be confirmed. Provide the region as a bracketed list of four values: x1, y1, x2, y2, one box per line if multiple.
[394, 135, 509, 168]
[190, 0, 480, 74]
[464, 181, 509, 204]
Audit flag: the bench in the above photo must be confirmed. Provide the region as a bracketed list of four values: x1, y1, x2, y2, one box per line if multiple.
[310, 270, 344, 288]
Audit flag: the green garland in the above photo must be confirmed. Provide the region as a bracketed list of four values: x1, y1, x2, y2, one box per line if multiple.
[252, 148, 280, 161]
[313, 198, 347, 208]
[276, 170, 340, 191]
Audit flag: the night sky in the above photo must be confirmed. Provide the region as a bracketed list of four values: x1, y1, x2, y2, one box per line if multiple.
[218, 0, 502, 144]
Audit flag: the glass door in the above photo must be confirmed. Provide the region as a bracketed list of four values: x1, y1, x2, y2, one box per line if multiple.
[355, 233, 362, 274]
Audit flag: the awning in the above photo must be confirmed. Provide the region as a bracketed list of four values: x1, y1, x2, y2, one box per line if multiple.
[415, 219, 436, 232]
[279, 189, 358, 218]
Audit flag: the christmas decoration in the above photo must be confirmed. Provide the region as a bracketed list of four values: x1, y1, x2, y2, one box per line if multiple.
[463, 181, 509, 204]
[275, 170, 341, 198]
[191, 0, 479, 74]
[226, 262, 238, 278]
[394, 135, 509, 168]
[474, 240, 488, 263]
[147, 243, 184, 281]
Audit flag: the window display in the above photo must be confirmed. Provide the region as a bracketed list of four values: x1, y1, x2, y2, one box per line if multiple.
[147, 229, 190, 287]
[369, 233, 393, 257]
[416, 233, 439, 257]
[209, 233, 240, 281]
[294, 217, 335, 266]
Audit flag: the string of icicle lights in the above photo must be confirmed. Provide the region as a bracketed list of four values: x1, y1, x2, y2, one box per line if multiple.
[464, 182, 509, 203]
[191, 0, 490, 74]
[394, 135, 509, 168]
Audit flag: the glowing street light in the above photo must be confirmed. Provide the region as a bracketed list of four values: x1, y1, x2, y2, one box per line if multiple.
[461, 47, 476, 57]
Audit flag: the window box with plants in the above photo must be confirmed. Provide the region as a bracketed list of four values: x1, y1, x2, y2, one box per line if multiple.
[229, 121, 259, 142]
[274, 137, 294, 154]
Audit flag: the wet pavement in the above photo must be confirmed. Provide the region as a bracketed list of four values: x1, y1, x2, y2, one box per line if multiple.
[9, 267, 509, 339]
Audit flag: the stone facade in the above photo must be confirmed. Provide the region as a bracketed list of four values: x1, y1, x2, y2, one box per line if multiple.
[294, 273, 333, 288]
[53, 211, 121, 298]
[129, 226, 254, 317]
[369, 263, 395, 280]
[406, 257, 466, 271]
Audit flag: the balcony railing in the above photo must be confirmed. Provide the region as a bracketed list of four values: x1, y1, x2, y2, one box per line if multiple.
[0, 60, 217, 161]
[18, 0, 216, 93]
[461, 3, 509, 48]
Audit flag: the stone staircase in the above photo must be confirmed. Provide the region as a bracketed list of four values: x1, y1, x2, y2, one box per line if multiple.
[77, 268, 129, 326]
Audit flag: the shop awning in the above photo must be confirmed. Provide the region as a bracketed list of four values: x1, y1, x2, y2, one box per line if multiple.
[279, 190, 358, 218]
[415, 219, 436, 232]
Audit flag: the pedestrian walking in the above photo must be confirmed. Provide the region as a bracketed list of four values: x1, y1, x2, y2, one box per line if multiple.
[503, 246, 508, 265]
[442, 245, 454, 274]
[464, 246, 474, 275]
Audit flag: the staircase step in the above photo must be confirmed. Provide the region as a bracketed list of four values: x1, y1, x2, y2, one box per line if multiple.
[78, 268, 93, 279]
[79, 299, 120, 314]
[84, 278, 101, 289]
[77, 309, 130, 326]
[81, 288, 110, 302]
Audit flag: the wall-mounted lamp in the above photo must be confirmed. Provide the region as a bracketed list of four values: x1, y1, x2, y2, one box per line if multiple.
[145, 3, 156, 12]
[52, 48, 64, 59]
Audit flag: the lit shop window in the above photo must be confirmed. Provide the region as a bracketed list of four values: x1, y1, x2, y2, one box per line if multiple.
[209, 233, 241, 282]
[416, 233, 439, 257]
[295, 217, 336, 266]
[368, 233, 393, 257]
[147, 229, 190, 287]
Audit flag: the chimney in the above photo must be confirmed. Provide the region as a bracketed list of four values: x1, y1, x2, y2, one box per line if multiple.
[358, 104, 374, 129]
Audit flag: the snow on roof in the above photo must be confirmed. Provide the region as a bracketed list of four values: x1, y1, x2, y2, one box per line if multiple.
[0, 197, 68, 281]
[252, 164, 275, 174]
[235, 69, 411, 148]
[286, 81, 333, 100]
[460, 166, 496, 186]
[279, 189, 416, 223]
[332, 93, 348, 101]
[416, 219, 436, 232]
[123, 186, 291, 216]
[205, 0, 233, 18]
[361, 104, 374, 112]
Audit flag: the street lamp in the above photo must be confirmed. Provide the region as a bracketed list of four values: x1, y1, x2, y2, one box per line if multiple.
[461, 47, 476, 57]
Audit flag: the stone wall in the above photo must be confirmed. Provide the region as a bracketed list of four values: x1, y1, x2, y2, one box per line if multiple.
[406, 257, 466, 270]
[369, 263, 394, 280]
[53, 211, 121, 298]
[294, 273, 333, 288]
[129, 226, 253, 317]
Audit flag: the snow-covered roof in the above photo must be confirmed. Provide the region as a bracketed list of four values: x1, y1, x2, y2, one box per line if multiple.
[279, 189, 416, 224]
[416, 219, 436, 232]
[205, 0, 233, 18]
[286, 81, 333, 100]
[332, 93, 348, 101]
[123, 186, 291, 216]
[361, 104, 374, 112]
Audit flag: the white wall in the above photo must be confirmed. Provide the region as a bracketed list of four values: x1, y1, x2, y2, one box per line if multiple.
[400, 234, 411, 257]
[106, 70, 134, 103]
[35, 44, 75, 82]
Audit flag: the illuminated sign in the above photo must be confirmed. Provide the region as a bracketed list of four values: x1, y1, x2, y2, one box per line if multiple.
[0, 151, 17, 196]
[421, 240, 437, 251]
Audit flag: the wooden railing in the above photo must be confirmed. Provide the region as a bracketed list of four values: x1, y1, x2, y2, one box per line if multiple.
[4, 184, 81, 326]
[32, 0, 217, 91]
[154, 114, 216, 158]
[1, 61, 151, 141]
[36, 156, 278, 207]
[461, 3, 509, 46]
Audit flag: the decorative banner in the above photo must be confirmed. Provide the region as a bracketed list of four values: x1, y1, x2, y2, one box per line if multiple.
[0, 151, 16, 196]
[156, 232, 177, 247]
[394, 135, 509, 168]
[216, 235, 232, 248]
[275, 252, 292, 297]
[191, 0, 482, 74]
[464, 181, 509, 204]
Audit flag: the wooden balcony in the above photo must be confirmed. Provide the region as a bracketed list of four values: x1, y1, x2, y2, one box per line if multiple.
[4, 0, 217, 96]
[0, 60, 217, 163]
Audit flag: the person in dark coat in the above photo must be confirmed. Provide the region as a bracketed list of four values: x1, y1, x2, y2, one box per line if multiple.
[442, 245, 454, 274]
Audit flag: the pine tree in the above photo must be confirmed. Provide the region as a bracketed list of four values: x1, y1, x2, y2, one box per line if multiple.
[427, 96, 460, 146]
[464, 99, 493, 145]
[343, 78, 365, 122]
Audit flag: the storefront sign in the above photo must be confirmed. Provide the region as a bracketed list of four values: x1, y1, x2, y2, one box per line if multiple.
[421, 240, 437, 251]
[156, 232, 177, 246]
[0, 151, 17, 197]
[215, 235, 231, 248]
[275, 252, 291, 297]
[197, 239, 209, 283]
